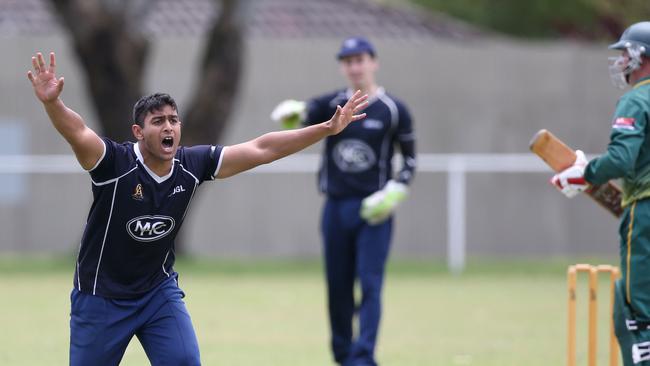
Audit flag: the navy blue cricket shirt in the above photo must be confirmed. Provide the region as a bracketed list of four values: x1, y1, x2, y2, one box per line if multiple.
[305, 87, 416, 198]
[73, 138, 224, 298]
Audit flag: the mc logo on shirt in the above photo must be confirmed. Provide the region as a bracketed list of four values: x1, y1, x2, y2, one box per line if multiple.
[332, 139, 376, 173]
[127, 215, 176, 242]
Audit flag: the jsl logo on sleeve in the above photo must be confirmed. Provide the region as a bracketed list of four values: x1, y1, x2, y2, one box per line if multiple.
[612, 117, 636, 130]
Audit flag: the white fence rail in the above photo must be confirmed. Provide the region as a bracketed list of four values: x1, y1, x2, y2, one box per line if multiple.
[0, 153, 555, 273]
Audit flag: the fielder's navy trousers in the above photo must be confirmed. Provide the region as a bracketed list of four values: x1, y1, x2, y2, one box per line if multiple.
[322, 197, 393, 366]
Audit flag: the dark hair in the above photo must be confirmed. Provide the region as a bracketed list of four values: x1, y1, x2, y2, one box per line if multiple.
[132, 93, 178, 126]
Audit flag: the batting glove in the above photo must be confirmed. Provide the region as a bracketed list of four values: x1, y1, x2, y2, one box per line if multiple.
[270, 99, 306, 129]
[550, 150, 589, 198]
[360, 180, 409, 225]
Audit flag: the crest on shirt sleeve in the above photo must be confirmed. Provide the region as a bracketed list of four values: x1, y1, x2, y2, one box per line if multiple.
[612, 117, 636, 130]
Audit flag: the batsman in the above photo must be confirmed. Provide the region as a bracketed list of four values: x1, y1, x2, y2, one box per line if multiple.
[551, 22, 650, 364]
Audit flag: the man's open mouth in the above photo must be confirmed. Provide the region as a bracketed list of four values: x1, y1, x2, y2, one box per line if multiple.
[162, 136, 174, 149]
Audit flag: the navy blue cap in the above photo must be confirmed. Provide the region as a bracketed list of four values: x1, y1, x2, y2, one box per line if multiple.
[337, 37, 376, 59]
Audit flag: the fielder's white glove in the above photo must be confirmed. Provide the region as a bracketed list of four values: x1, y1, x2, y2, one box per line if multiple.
[270, 99, 306, 129]
[360, 180, 409, 225]
[550, 150, 589, 198]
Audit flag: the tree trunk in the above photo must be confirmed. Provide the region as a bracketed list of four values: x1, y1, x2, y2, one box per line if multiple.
[49, 0, 150, 143]
[182, 0, 246, 146]
[177, 0, 247, 254]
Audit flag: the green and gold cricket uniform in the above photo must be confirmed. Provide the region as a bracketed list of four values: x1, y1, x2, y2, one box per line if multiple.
[585, 77, 650, 364]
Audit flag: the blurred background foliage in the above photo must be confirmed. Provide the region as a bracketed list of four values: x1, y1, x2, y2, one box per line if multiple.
[403, 0, 650, 40]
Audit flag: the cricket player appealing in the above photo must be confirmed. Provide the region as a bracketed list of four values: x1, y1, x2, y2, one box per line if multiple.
[552, 22, 650, 365]
[27, 51, 368, 365]
[271, 37, 416, 366]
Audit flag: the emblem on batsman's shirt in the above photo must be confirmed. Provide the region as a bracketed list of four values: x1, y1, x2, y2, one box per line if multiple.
[612, 117, 636, 130]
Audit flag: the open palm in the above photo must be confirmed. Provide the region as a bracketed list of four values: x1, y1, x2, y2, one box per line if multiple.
[328, 90, 369, 135]
[27, 52, 64, 103]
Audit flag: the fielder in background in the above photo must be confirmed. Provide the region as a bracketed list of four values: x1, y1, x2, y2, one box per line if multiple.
[27, 51, 368, 366]
[551, 22, 650, 365]
[271, 36, 416, 366]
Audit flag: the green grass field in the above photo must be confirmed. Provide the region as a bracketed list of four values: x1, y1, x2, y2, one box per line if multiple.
[0, 257, 621, 365]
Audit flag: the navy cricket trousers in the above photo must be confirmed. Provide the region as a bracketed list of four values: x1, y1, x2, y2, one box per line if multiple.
[69, 274, 200, 366]
[322, 197, 393, 366]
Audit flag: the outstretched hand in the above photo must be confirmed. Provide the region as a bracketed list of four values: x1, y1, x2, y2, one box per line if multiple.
[326, 90, 369, 135]
[27, 52, 64, 104]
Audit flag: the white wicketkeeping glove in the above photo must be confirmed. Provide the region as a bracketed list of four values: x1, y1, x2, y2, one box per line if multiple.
[550, 150, 589, 198]
[270, 99, 306, 129]
[360, 180, 409, 225]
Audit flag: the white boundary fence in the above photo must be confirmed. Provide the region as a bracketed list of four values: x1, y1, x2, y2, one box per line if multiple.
[0, 153, 553, 273]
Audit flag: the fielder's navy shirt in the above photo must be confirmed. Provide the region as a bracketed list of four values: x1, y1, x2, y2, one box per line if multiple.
[305, 87, 416, 198]
[74, 138, 224, 298]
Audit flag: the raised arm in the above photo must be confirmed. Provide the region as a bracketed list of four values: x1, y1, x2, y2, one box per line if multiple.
[27, 52, 104, 170]
[216, 90, 368, 178]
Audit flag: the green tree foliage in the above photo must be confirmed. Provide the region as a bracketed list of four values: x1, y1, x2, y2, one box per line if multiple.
[411, 0, 650, 40]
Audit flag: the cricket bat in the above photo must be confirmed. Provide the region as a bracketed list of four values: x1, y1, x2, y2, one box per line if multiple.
[529, 129, 623, 218]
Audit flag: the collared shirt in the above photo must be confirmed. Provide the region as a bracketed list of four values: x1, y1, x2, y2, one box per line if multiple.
[74, 138, 224, 298]
[305, 87, 416, 198]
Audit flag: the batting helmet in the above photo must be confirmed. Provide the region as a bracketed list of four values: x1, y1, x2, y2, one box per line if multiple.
[608, 22, 650, 88]
[609, 21, 650, 56]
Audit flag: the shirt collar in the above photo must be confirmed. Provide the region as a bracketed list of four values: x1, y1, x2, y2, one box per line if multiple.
[345, 86, 384, 105]
[633, 76, 650, 89]
[133, 142, 175, 183]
